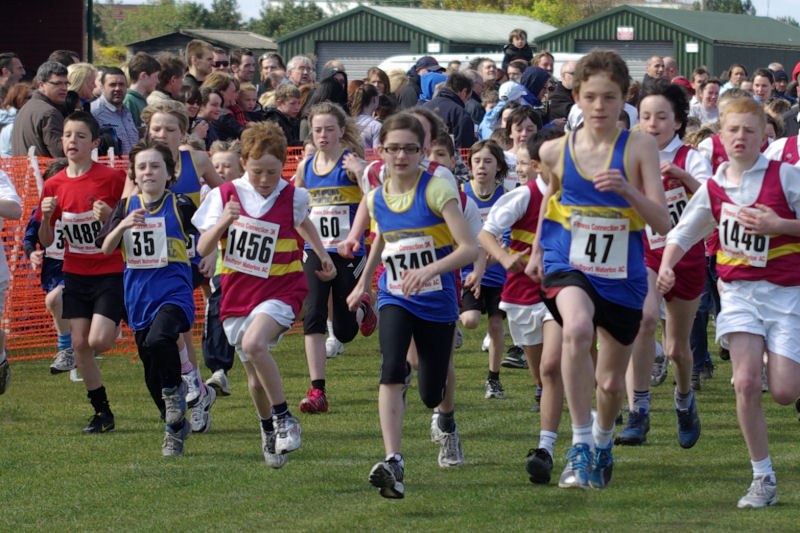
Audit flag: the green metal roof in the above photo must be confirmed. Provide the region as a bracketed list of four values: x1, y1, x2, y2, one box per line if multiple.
[537, 5, 800, 47]
[277, 5, 555, 45]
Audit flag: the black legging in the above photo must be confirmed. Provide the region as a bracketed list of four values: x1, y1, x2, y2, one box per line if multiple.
[302, 250, 364, 342]
[378, 304, 454, 409]
[135, 304, 188, 417]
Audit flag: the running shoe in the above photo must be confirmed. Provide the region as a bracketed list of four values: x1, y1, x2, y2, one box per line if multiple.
[525, 448, 553, 484]
[589, 444, 614, 489]
[481, 333, 490, 352]
[701, 360, 714, 380]
[0, 359, 8, 395]
[162, 421, 191, 457]
[299, 387, 328, 413]
[615, 409, 650, 445]
[82, 411, 115, 433]
[691, 369, 702, 391]
[50, 348, 76, 374]
[558, 443, 592, 490]
[189, 385, 216, 433]
[454, 325, 463, 349]
[484, 378, 504, 399]
[325, 336, 344, 358]
[369, 458, 405, 499]
[274, 414, 302, 454]
[650, 341, 668, 386]
[431, 423, 464, 467]
[206, 369, 231, 396]
[676, 394, 701, 449]
[737, 475, 777, 509]
[501, 345, 528, 369]
[359, 293, 377, 337]
[182, 369, 201, 408]
[162, 381, 187, 427]
[260, 425, 287, 469]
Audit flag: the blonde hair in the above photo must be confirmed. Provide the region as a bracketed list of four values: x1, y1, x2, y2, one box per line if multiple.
[67, 62, 97, 93]
[387, 69, 407, 94]
[201, 71, 235, 93]
[141, 100, 190, 133]
[307, 102, 365, 158]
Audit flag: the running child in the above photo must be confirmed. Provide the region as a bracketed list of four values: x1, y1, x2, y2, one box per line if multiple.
[193, 121, 335, 467]
[526, 50, 670, 489]
[142, 100, 222, 422]
[616, 79, 710, 448]
[478, 130, 564, 484]
[23, 159, 73, 375]
[97, 139, 197, 455]
[347, 112, 478, 499]
[294, 101, 376, 414]
[38, 111, 128, 432]
[201, 139, 244, 396]
[658, 96, 800, 508]
[0, 166, 21, 394]
[459, 140, 509, 399]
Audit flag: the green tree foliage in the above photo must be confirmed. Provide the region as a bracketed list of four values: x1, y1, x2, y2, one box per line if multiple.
[778, 16, 799, 28]
[247, 1, 326, 38]
[207, 0, 242, 30]
[96, 0, 210, 46]
[692, 0, 755, 15]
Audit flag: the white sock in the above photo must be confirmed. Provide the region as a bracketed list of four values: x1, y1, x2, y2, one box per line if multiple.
[592, 417, 615, 449]
[572, 421, 593, 452]
[538, 430, 557, 457]
[178, 345, 189, 366]
[752, 455, 775, 481]
[327, 320, 335, 337]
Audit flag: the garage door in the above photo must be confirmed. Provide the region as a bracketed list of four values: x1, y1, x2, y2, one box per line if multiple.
[316, 41, 411, 80]
[575, 41, 674, 83]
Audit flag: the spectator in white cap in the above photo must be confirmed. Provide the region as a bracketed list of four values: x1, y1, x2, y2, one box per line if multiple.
[478, 80, 529, 140]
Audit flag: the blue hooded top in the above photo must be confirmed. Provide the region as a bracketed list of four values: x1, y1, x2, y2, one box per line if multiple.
[519, 66, 550, 107]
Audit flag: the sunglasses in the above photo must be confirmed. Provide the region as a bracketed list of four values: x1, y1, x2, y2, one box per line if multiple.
[214, 61, 229, 68]
[186, 99, 202, 105]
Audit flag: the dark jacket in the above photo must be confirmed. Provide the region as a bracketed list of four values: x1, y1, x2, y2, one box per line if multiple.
[263, 107, 301, 146]
[501, 43, 533, 71]
[548, 81, 574, 121]
[781, 106, 799, 137]
[11, 91, 65, 157]
[465, 92, 485, 126]
[423, 87, 475, 149]
[397, 70, 422, 110]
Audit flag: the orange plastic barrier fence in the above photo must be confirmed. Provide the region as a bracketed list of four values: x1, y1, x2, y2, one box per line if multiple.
[1, 146, 469, 361]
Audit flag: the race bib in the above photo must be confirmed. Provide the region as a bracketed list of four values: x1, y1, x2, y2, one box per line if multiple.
[569, 214, 629, 279]
[381, 236, 441, 295]
[186, 233, 197, 259]
[646, 186, 688, 249]
[309, 205, 350, 249]
[479, 207, 504, 246]
[223, 216, 278, 279]
[62, 211, 102, 255]
[719, 202, 768, 267]
[45, 219, 65, 261]
[122, 217, 168, 269]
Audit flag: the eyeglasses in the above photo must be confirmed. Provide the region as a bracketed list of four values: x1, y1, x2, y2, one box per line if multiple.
[260, 53, 280, 61]
[214, 61, 229, 68]
[186, 99, 202, 105]
[382, 144, 420, 155]
[45, 80, 68, 87]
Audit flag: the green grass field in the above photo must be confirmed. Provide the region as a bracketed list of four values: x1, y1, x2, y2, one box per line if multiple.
[2, 322, 799, 532]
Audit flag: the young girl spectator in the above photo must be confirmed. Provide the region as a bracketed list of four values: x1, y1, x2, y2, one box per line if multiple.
[351, 83, 382, 149]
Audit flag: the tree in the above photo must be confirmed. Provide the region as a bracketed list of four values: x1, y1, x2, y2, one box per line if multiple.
[97, 0, 211, 46]
[778, 16, 799, 28]
[207, 0, 242, 30]
[693, 0, 755, 15]
[247, 2, 326, 38]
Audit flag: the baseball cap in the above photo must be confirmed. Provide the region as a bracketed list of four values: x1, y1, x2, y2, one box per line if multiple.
[415, 56, 445, 72]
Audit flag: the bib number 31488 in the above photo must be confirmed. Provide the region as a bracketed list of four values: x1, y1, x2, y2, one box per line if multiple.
[569, 214, 629, 279]
[223, 216, 279, 279]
